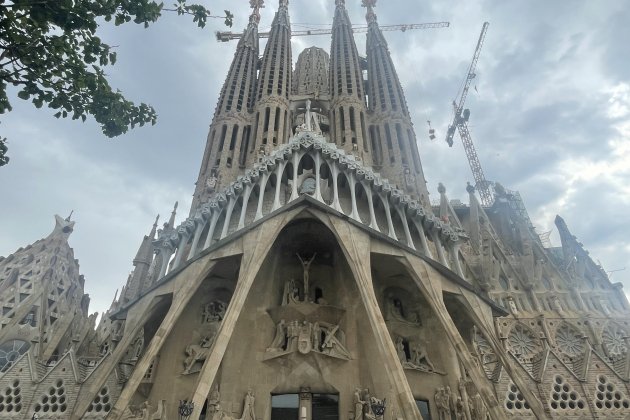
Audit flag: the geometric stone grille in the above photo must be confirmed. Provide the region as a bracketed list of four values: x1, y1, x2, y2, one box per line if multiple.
[87, 386, 112, 414]
[34, 379, 67, 414]
[549, 375, 585, 411]
[594, 375, 630, 411]
[505, 381, 531, 412]
[0, 379, 22, 414]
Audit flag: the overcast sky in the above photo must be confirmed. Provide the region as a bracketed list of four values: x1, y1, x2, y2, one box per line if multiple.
[1, 0, 629, 315]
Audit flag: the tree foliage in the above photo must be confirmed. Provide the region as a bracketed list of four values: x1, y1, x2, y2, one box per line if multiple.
[0, 0, 233, 166]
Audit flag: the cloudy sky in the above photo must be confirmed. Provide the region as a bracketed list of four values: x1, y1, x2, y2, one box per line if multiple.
[1, 0, 629, 315]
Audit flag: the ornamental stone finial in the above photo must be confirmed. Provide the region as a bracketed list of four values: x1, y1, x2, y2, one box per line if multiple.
[249, 0, 264, 23]
[466, 181, 475, 194]
[438, 182, 446, 194]
[361, 0, 377, 23]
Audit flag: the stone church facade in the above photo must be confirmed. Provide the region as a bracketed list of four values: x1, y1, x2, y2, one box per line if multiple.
[1, 1, 629, 419]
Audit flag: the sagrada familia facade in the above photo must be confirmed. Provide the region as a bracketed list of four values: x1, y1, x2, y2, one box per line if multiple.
[1, 1, 629, 419]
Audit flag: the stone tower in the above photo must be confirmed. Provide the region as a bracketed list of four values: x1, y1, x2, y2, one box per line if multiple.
[364, 0, 430, 206]
[329, 0, 369, 156]
[251, 0, 293, 156]
[192, 2, 262, 208]
[1, 2, 629, 420]
[0, 215, 95, 368]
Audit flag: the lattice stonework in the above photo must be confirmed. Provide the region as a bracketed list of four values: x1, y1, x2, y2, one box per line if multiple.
[594, 374, 630, 411]
[87, 386, 112, 415]
[508, 323, 540, 357]
[549, 375, 586, 411]
[504, 381, 531, 412]
[601, 324, 628, 360]
[33, 379, 68, 415]
[555, 323, 585, 356]
[0, 379, 23, 414]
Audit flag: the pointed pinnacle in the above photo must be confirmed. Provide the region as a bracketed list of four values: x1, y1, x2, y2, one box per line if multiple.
[65, 210, 74, 221]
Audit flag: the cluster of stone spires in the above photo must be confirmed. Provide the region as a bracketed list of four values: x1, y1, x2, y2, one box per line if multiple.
[192, 0, 429, 212]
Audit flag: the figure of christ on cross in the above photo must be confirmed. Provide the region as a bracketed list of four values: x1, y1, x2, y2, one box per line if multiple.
[296, 253, 316, 302]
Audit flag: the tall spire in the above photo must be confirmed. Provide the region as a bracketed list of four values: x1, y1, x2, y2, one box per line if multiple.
[363, 0, 430, 206]
[191, 2, 262, 209]
[123, 214, 161, 303]
[329, 0, 369, 156]
[250, 0, 293, 156]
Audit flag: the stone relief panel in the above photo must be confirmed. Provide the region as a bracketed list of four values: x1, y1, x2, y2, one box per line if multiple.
[353, 388, 385, 420]
[473, 326, 501, 381]
[264, 253, 351, 361]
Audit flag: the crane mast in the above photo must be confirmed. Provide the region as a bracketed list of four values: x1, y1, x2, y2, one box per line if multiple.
[215, 22, 449, 42]
[445, 22, 493, 207]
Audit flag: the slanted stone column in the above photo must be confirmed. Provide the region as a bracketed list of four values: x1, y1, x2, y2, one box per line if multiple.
[327, 217, 423, 420]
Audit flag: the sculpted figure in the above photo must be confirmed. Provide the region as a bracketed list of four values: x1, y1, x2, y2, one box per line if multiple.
[435, 388, 451, 420]
[287, 320, 300, 351]
[312, 322, 321, 351]
[321, 324, 351, 359]
[385, 294, 420, 325]
[353, 388, 366, 420]
[507, 296, 518, 316]
[241, 389, 256, 420]
[282, 279, 300, 305]
[183, 335, 215, 374]
[296, 253, 316, 302]
[455, 397, 465, 420]
[469, 393, 487, 420]
[266, 320, 287, 352]
[208, 386, 220, 414]
[410, 341, 436, 371]
[395, 336, 407, 364]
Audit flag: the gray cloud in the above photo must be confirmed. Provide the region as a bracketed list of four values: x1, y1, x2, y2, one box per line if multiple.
[1, 0, 629, 313]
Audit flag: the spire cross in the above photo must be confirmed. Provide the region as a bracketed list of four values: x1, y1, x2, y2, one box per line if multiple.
[249, 0, 264, 23]
[361, 0, 377, 23]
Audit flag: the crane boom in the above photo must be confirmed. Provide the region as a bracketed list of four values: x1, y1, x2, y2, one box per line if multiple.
[445, 22, 494, 206]
[215, 22, 449, 42]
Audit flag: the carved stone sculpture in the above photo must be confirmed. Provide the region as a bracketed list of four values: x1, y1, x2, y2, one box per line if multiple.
[353, 388, 366, 420]
[282, 278, 300, 305]
[202, 300, 227, 323]
[240, 389, 256, 420]
[321, 324, 351, 359]
[296, 253, 316, 302]
[266, 319, 287, 352]
[507, 296, 518, 316]
[435, 387, 451, 420]
[183, 334, 215, 374]
[410, 341, 436, 372]
[469, 393, 487, 420]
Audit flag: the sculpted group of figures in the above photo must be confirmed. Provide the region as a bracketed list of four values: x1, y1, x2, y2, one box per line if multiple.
[206, 388, 256, 420]
[394, 336, 437, 373]
[434, 386, 488, 420]
[266, 319, 351, 359]
[182, 299, 226, 374]
[353, 388, 386, 420]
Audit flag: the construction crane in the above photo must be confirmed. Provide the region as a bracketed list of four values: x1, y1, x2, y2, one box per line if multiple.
[445, 22, 493, 206]
[215, 22, 450, 42]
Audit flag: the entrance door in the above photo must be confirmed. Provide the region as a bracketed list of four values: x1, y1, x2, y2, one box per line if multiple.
[271, 393, 339, 420]
[312, 394, 339, 420]
[271, 394, 299, 420]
